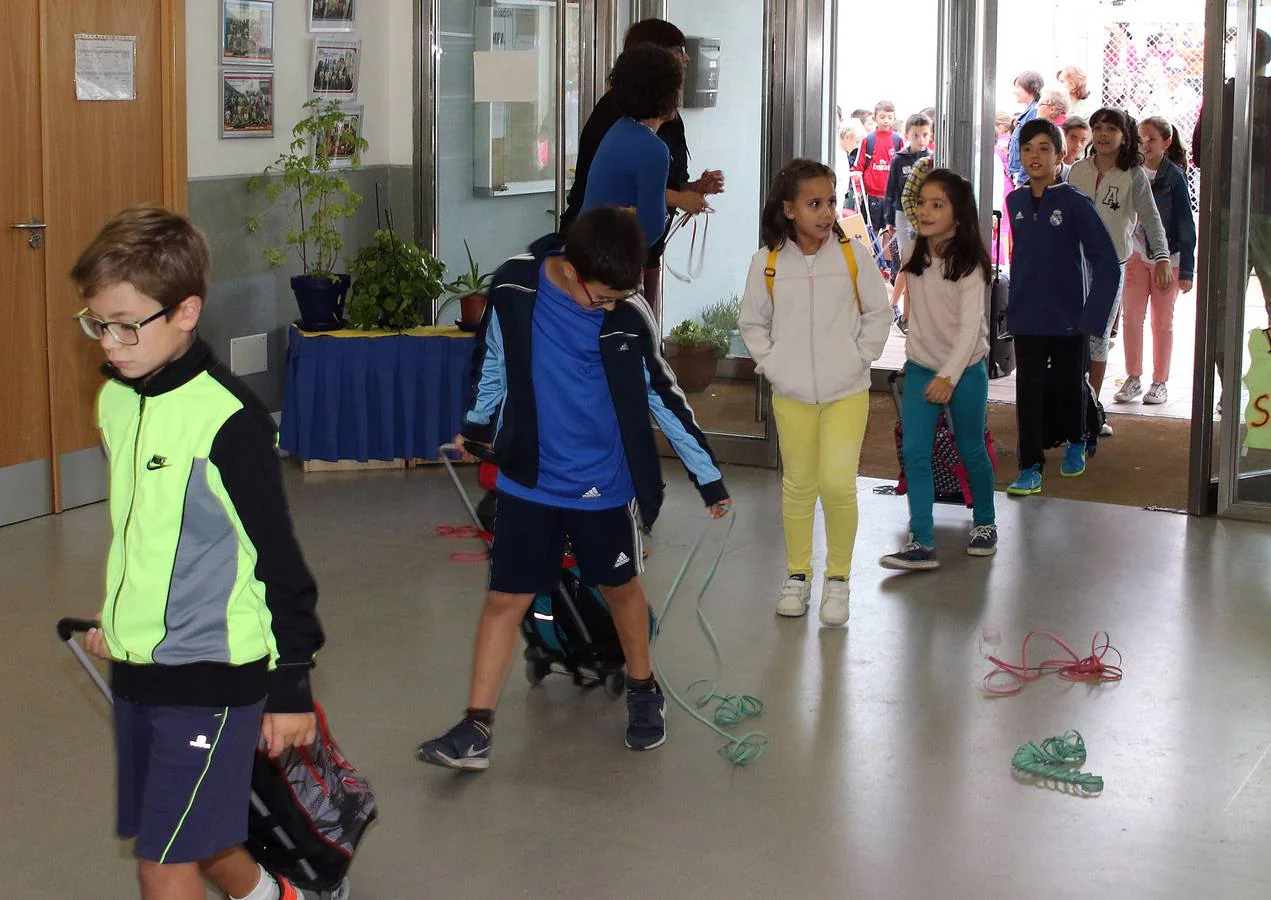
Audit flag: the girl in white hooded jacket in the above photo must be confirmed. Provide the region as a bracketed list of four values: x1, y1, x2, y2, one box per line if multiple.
[739, 159, 892, 626]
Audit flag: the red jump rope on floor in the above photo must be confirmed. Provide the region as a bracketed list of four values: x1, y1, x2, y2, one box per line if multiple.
[982, 630, 1124, 696]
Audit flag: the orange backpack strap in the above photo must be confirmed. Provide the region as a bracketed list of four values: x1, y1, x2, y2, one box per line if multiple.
[764, 248, 778, 300]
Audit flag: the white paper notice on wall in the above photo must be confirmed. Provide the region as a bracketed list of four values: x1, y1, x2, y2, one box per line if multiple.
[75, 33, 137, 101]
[472, 51, 538, 104]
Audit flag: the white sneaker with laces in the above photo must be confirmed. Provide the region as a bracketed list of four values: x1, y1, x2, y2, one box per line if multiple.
[1143, 382, 1169, 405]
[819, 578, 851, 626]
[776, 576, 811, 617]
[1113, 376, 1142, 403]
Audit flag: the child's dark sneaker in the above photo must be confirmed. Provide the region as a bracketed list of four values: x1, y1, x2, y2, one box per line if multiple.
[625, 686, 667, 751]
[416, 717, 492, 771]
[879, 541, 939, 571]
[1060, 441, 1087, 477]
[966, 524, 998, 556]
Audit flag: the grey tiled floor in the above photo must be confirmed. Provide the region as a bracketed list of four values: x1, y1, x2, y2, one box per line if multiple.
[4, 465, 1271, 898]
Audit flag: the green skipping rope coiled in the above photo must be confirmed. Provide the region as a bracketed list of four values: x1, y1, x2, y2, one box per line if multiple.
[1012, 730, 1103, 792]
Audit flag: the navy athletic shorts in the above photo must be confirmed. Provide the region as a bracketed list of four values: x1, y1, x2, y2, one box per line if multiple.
[114, 698, 265, 863]
[488, 493, 643, 595]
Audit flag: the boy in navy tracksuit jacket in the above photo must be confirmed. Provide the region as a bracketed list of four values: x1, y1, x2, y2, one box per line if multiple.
[417, 207, 731, 771]
[1005, 119, 1120, 496]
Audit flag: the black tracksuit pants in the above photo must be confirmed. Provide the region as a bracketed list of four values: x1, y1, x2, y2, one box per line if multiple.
[1014, 334, 1087, 470]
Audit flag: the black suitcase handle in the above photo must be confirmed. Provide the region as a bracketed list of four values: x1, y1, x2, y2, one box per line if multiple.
[57, 617, 100, 641]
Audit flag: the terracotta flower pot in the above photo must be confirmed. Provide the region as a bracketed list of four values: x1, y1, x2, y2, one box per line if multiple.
[664, 341, 718, 393]
[459, 293, 487, 329]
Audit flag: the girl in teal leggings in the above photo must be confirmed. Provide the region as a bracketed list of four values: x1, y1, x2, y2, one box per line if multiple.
[880, 169, 997, 571]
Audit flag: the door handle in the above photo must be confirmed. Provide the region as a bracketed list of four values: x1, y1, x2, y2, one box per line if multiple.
[10, 219, 47, 229]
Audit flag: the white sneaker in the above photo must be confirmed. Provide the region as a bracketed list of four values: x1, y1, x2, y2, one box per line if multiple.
[1143, 382, 1169, 405]
[1113, 376, 1142, 403]
[1100, 421, 1114, 437]
[819, 578, 851, 626]
[776, 576, 812, 617]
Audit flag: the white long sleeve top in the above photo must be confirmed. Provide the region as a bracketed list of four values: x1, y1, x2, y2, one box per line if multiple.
[902, 250, 990, 385]
[1066, 159, 1170, 264]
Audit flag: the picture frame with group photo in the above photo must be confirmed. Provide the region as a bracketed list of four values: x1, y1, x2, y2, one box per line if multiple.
[308, 0, 356, 32]
[221, 69, 274, 139]
[310, 38, 361, 98]
[220, 0, 274, 67]
[314, 104, 364, 169]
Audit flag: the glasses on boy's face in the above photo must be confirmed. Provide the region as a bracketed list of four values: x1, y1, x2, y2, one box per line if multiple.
[579, 282, 640, 308]
[74, 307, 173, 345]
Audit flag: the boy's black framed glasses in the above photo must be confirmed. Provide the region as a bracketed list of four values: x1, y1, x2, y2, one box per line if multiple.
[74, 307, 173, 345]
[579, 282, 641, 308]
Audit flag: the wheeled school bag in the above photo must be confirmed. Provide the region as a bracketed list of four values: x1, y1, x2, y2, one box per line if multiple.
[988, 210, 1015, 379]
[56, 619, 375, 900]
[441, 446, 652, 699]
[888, 370, 997, 507]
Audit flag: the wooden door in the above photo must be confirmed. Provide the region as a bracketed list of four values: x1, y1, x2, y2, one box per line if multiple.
[41, 0, 186, 512]
[0, 0, 54, 527]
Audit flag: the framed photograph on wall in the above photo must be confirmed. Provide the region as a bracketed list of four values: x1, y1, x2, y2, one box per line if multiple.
[221, 69, 274, 138]
[314, 104, 364, 168]
[308, 0, 356, 32]
[220, 0, 274, 66]
[310, 38, 361, 98]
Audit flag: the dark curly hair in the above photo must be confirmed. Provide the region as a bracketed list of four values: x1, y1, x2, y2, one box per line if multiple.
[900, 169, 991, 283]
[760, 158, 836, 251]
[1089, 107, 1144, 170]
[608, 44, 684, 121]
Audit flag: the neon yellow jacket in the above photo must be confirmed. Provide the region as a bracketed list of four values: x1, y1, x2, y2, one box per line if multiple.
[98, 341, 323, 711]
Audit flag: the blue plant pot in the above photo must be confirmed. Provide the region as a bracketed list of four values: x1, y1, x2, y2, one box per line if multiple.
[291, 274, 350, 330]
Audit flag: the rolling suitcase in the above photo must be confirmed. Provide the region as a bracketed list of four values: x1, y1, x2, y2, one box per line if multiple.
[888, 370, 997, 507]
[441, 444, 653, 698]
[56, 618, 374, 900]
[988, 210, 1015, 379]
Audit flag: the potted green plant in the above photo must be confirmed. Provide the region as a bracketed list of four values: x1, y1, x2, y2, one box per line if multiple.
[246, 98, 369, 330]
[345, 229, 446, 331]
[701, 295, 745, 358]
[664, 319, 728, 392]
[445, 241, 494, 331]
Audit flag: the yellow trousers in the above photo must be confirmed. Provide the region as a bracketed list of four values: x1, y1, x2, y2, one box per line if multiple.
[771, 391, 869, 579]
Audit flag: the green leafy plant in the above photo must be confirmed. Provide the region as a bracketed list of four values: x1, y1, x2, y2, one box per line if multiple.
[345, 229, 446, 331]
[245, 98, 369, 278]
[700, 295, 742, 334]
[444, 240, 494, 296]
[667, 319, 729, 359]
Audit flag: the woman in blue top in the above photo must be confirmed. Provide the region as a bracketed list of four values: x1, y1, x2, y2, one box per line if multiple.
[581, 44, 685, 252]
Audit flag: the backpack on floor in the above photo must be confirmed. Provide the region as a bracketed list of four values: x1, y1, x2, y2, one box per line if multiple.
[246, 704, 378, 894]
[889, 371, 998, 507]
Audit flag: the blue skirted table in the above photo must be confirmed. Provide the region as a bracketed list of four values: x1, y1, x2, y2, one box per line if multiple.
[280, 325, 476, 464]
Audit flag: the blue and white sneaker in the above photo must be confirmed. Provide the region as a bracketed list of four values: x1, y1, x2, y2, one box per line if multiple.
[417, 717, 492, 771]
[967, 524, 998, 556]
[879, 541, 939, 570]
[1060, 441, 1087, 477]
[1007, 465, 1043, 496]
[626, 687, 667, 751]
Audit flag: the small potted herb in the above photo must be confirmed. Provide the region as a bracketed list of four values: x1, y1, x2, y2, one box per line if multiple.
[664, 319, 728, 392]
[345, 229, 446, 331]
[445, 241, 494, 331]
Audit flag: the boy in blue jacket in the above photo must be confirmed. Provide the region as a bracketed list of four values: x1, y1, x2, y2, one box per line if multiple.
[417, 207, 731, 771]
[1005, 119, 1120, 496]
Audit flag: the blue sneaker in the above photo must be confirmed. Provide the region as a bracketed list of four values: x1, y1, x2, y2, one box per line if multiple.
[879, 541, 939, 570]
[626, 686, 667, 751]
[1007, 465, 1043, 496]
[417, 717, 492, 771]
[1060, 441, 1087, 477]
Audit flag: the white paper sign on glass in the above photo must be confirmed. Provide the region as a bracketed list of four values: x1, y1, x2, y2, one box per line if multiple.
[472, 51, 539, 104]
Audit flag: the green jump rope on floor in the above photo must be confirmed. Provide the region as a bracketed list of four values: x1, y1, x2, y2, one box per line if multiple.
[1012, 731, 1103, 792]
[650, 512, 769, 765]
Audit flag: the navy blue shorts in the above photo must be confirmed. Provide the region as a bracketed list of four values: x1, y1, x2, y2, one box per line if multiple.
[489, 493, 643, 595]
[115, 698, 264, 863]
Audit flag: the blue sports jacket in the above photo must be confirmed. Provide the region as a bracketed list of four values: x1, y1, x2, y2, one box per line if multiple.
[460, 235, 727, 527]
